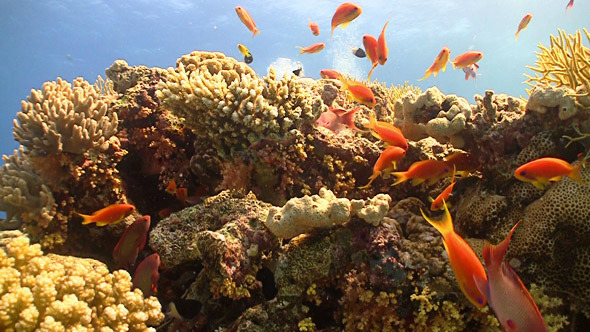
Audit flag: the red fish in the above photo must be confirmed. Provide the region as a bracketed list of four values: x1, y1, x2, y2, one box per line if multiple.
[451, 51, 484, 70]
[391, 159, 451, 186]
[166, 179, 177, 195]
[331, 2, 362, 37]
[320, 69, 343, 80]
[235, 6, 260, 38]
[359, 146, 406, 189]
[376, 19, 390, 65]
[514, 157, 584, 189]
[421, 201, 487, 308]
[308, 18, 320, 36]
[430, 166, 456, 211]
[362, 112, 408, 150]
[419, 47, 450, 81]
[316, 107, 362, 133]
[515, 13, 533, 41]
[133, 253, 161, 297]
[338, 78, 376, 107]
[113, 215, 151, 270]
[566, 0, 574, 13]
[444, 151, 479, 177]
[78, 203, 135, 226]
[297, 42, 325, 55]
[474, 221, 548, 331]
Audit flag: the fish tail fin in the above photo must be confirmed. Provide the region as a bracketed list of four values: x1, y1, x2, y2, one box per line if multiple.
[420, 200, 454, 237]
[570, 162, 584, 184]
[451, 61, 457, 69]
[465, 72, 470, 80]
[252, 29, 260, 38]
[391, 171, 409, 186]
[515, 32, 520, 41]
[308, 18, 312, 26]
[359, 173, 379, 189]
[338, 77, 349, 91]
[367, 63, 377, 80]
[76, 212, 94, 225]
[296, 47, 305, 55]
[483, 220, 520, 266]
[418, 70, 431, 81]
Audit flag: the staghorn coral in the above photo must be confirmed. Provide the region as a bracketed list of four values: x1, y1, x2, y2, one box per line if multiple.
[0, 231, 164, 331]
[13, 77, 118, 156]
[524, 28, 590, 98]
[156, 51, 325, 158]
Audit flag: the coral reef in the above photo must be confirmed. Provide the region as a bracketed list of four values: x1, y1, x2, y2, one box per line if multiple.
[0, 231, 164, 331]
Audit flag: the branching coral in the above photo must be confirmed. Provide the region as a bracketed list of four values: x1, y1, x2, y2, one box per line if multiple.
[13, 77, 118, 156]
[524, 28, 590, 97]
[0, 231, 164, 331]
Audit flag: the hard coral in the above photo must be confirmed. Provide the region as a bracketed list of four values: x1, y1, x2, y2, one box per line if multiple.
[0, 231, 164, 331]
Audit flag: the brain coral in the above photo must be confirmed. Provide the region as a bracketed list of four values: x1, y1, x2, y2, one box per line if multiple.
[13, 77, 118, 156]
[0, 231, 164, 331]
[156, 51, 325, 158]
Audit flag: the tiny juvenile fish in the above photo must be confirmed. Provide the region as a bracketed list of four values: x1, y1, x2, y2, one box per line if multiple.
[133, 253, 161, 297]
[235, 6, 260, 38]
[316, 106, 362, 133]
[320, 69, 343, 80]
[515, 13, 533, 41]
[421, 201, 487, 308]
[331, 2, 362, 36]
[391, 159, 451, 186]
[78, 203, 135, 227]
[418, 46, 450, 81]
[359, 146, 406, 189]
[308, 18, 320, 36]
[514, 157, 584, 189]
[363, 34, 379, 80]
[238, 44, 253, 64]
[451, 51, 484, 70]
[297, 42, 325, 55]
[338, 78, 376, 107]
[351, 47, 366, 58]
[376, 19, 390, 65]
[113, 215, 151, 270]
[362, 112, 408, 150]
[474, 221, 548, 332]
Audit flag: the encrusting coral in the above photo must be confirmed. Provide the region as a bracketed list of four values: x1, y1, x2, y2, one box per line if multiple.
[0, 231, 164, 331]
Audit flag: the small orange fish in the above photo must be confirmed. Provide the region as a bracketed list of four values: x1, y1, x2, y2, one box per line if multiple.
[515, 13, 533, 41]
[391, 159, 451, 186]
[418, 47, 451, 81]
[320, 69, 343, 80]
[78, 203, 135, 226]
[566, 0, 574, 13]
[235, 6, 260, 38]
[444, 151, 479, 177]
[338, 78, 376, 108]
[308, 18, 320, 36]
[363, 34, 379, 79]
[376, 19, 390, 66]
[362, 112, 408, 150]
[133, 253, 160, 297]
[474, 221, 548, 331]
[359, 146, 406, 189]
[430, 166, 456, 211]
[421, 201, 487, 308]
[113, 215, 151, 270]
[166, 179, 177, 195]
[514, 157, 584, 189]
[297, 42, 326, 55]
[451, 51, 484, 70]
[331, 2, 362, 36]
[316, 107, 362, 133]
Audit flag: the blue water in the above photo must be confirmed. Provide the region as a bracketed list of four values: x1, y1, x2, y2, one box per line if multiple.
[0, 0, 588, 158]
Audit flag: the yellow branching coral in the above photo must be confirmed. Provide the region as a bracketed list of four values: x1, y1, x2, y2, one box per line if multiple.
[13, 77, 119, 155]
[524, 28, 590, 96]
[0, 231, 164, 331]
[156, 51, 325, 157]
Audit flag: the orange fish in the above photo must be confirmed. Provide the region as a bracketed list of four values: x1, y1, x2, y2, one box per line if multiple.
[430, 166, 456, 211]
[166, 179, 177, 195]
[376, 19, 390, 66]
[418, 47, 451, 81]
[297, 42, 325, 55]
[514, 157, 584, 189]
[308, 18, 320, 36]
[133, 253, 160, 297]
[331, 2, 362, 36]
[338, 78, 376, 107]
[451, 51, 484, 69]
[235, 6, 260, 38]
[363, 112, 408, 150]
[421, 201, 487, 308]
[474, 221, 548, 331]
[113, 215, 151, 270]
[391, 159, 451, 186]
[359, 146, 406, 189]
[444, 151, 479, 177]
[316, 107, 362, 133]
[78, 203, 135, 226]
[363, 34, 379, 79]
[320, 69, 343, 80]
[515, 13, 533, 41]
[566, 0, 574, 13]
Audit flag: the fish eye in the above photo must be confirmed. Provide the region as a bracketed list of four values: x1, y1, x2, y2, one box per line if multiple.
[477, 298, 483, 304]
[520, 171, 526, 176]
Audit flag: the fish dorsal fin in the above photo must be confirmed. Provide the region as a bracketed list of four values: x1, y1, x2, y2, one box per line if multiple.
[483, 221, 521, 266]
